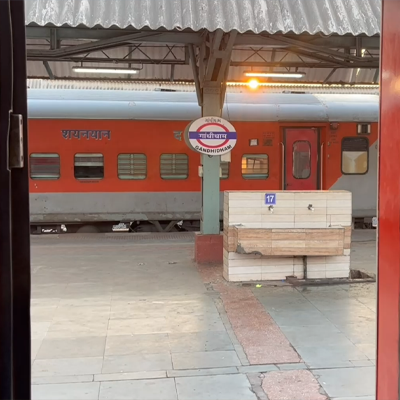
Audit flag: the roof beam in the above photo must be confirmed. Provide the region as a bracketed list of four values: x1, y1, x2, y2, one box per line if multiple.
[235, 34, 380, 49]
[230, 61, 379, 69]
[27, 55, 379, 69]
[27, 31, 164, 58]
[26, 27, 381, 50]
[28, 56, 188, 65]
[26, 26, 204, 44]
[267, 35, 374, 63]
[43, 61, 55, 79]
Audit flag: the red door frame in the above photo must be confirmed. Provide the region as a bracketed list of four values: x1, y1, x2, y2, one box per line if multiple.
[283, 128, 320, 190]
[377, 0, 400, 398]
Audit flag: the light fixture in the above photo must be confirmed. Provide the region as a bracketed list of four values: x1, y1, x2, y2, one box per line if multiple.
[248, 79, 260, 89]
[72, 67, 140, 74]
[245, 72, 305, 79]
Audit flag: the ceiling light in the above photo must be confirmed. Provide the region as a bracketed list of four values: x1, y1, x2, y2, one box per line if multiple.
[72, 67, 139, 74]
[245, 72, 305, 79]
[248, 79, 260, 89]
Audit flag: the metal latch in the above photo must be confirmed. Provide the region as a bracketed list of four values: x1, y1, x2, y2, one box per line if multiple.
[8, 114, 24, 169]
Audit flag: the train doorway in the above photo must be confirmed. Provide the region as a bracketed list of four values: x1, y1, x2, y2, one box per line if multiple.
[283, 128, 319, 190]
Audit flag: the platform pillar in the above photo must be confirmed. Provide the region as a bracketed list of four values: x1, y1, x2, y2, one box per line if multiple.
[190, 30, 237, 263]
[377, 0, 400, 398]
[200, 84, 222, 236]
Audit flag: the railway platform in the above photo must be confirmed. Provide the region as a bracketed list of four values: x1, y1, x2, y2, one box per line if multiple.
[30, 230, 376, 400]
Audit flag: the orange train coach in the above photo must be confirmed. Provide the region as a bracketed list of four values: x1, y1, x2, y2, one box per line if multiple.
[27, 89, 378, 233]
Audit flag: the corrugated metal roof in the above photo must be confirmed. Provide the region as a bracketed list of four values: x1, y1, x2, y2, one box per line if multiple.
[25, 0, 381, 36]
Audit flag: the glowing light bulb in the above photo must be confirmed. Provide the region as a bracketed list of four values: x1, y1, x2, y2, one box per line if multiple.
[248, 79, 259, 89]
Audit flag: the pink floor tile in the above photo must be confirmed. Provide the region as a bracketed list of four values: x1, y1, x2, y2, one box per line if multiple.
[262, 370, 327, 400]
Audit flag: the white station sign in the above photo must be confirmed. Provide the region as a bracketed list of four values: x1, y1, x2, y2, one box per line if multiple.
[187, 117, 237, 156]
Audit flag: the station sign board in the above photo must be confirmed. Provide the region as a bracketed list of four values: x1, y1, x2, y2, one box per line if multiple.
[185, 117, 237, 156]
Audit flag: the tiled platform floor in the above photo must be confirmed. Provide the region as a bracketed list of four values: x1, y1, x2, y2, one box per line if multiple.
[30, 230, 377, 400]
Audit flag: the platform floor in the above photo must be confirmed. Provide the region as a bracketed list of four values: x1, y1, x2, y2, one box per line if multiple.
[30, 230, 377, 400]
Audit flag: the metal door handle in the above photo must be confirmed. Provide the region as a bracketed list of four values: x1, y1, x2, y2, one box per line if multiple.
[280, 142, 285, 190]
[320, 143, 324, 190]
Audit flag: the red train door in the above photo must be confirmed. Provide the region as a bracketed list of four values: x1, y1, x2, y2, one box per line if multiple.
[284, 128, 319, 190]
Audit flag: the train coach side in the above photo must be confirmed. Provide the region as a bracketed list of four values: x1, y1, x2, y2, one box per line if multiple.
[27, 90, 379, 231]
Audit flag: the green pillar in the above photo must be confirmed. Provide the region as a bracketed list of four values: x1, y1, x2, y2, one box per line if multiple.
[200, 84, 222, 235]
[201, 154, 221, 234]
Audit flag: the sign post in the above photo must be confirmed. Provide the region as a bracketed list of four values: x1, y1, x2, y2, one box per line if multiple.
[185, 116, 237, 236]
[186, 117, 237, 156]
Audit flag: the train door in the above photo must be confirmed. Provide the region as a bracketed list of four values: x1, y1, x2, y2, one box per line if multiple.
[284, 128, 319, 190]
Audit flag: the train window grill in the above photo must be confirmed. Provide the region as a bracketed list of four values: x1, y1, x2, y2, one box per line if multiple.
[160, 154, 188, 180]
[74, 153, 104, 180]
[293, 141, 311, 179]
[357, 123, 371, 135]
[221, 162, 229, 180]
[118, 154, 147, 180]
[342, 137, 369, 175]
[30, 153, 60, 180]
[241, 154, 269, 180]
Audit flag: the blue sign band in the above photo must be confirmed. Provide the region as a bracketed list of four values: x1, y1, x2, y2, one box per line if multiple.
[189, 132, 237, 140]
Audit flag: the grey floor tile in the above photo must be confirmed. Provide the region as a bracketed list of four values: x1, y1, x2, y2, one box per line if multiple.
[238, 365, 279, 373]
[169, 332, 234, 353]
[102, 353, 172, 374]
[53, 305, 110, 321]
[168, 367, 238, 378]
[32, 383, 100, 400]
[270, 310, 333, 327]
[48, 319, 109, 338]
[105, 334, 170, 356]
[309, 298, 369, 311]
[31, 305, 58, 322]
[355, 344, 377, 359]
[331, 397, 375, 400]
[280, 325, 351, 347]
[32, 357, 103, 377]
[108, 317, 170, 335]
[175, 374, 257, 400]
[296, 343, 369, 369]
[335, 323, 376, 345]
[32, 339, 43, 360]
[37, 336, 106, 359]
[95, 371, 166, 382]
[276, 363, 308, 371]
[350, 359, 375, 367]
[324, 309, 376, 326]
[32, 322, 51, 340]
[167, 314, 226, 333]
[172, 351, 241, 370]
[313, 367, 376, 398]
[99, 378, 177, 400]
[32, 375, 94, 385]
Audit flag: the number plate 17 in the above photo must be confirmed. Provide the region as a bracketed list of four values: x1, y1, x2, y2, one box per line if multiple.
[265, 194, 277, 205]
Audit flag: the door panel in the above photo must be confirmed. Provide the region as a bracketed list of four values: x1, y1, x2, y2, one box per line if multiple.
[284, 129, 319, 190]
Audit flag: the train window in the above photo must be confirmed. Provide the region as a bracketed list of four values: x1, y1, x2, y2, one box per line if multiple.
[30, 153, 60, 180]
[357, 123, 371, 135]
[241, 154, 269, 180]
[118, 154, 147, 180]
[74, 153, 104, 180]
[221, 162, 229, 180]
[160, 154, 188, 180]
[341, 137, 369, 175]
[293, 141, 311, 179]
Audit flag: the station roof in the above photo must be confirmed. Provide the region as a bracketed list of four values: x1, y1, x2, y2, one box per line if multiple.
[25, 0, 381, 36]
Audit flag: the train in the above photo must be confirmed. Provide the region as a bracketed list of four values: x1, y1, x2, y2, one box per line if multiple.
[27, 89, 379, 233]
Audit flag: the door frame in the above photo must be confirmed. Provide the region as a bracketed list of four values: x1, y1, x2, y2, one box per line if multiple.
[283, 127, 321, 190]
